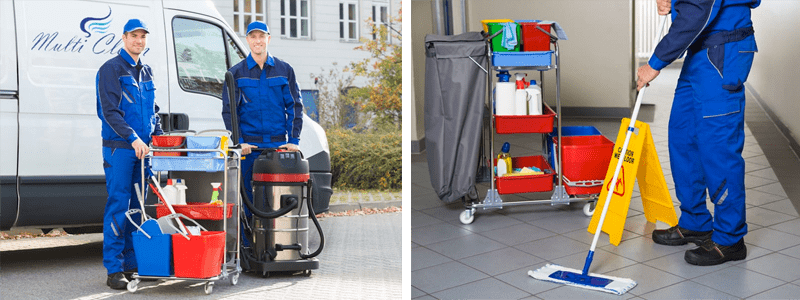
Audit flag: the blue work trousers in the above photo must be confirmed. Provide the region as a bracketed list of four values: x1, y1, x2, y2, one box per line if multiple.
[668, 36, 755, 246]
[102, 147, 147, 274]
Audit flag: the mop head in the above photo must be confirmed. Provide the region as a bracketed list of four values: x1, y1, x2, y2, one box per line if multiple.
[528, 264, 636, 295]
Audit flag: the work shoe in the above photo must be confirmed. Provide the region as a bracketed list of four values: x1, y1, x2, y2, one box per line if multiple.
[685, 238, 747, 266]
[652, 225, 712, 246]
[107, 272, 129, 290]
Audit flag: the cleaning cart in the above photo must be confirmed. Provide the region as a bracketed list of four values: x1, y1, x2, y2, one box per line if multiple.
[460, 20, 613, 224]
[127, 142, 242, 295]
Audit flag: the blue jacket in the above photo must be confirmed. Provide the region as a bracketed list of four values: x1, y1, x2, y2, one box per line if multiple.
[222, 53, 303, 146]
[649, 0, 760, 70]
[96, 49, 162, 149]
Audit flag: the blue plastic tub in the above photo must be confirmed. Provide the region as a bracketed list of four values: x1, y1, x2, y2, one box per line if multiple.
[186, 136, 222, 158]
[151, 157, 226, 172]
[492, 51, 552, 67]
[547, 126, 603, 170]
[132, 230, 173, 277]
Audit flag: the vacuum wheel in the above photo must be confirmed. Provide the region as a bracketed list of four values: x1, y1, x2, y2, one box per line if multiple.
[127, 279, 139, 293]
[230, 273, 239, 285]
[304, 269, 312, 277]
[583, 201, 596, 217]
[459, 209, 475, 225]
[204, 282, 214, 295]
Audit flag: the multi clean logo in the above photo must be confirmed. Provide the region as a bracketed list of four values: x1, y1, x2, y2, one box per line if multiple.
[30, 6, 149, 56]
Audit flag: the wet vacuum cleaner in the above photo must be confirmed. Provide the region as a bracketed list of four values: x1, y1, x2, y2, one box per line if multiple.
[240, 148, 324, 277]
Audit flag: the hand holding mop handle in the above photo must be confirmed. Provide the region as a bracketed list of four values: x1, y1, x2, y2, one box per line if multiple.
[584, 15, 669, 276]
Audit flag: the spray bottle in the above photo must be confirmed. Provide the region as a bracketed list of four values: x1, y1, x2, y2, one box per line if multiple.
[514, 73, 529, 115]
[526, 80, 543, 115]
[209, 182, 222, 205]
[496, 142, 513, 177]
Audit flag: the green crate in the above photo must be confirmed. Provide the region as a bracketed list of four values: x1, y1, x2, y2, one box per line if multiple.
[487, 22, 521, 52]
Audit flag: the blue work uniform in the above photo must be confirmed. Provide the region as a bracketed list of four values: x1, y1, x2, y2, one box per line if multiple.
[221, 53, 303, 206]
[650, 0, 760, 246]
[96, 49, 163, 274]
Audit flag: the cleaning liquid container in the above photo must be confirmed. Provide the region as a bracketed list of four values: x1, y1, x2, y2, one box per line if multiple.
[497, 142, 513, 176]
[161, 179, 178, 205]
[495, 70, 516, 116]
[526, 80, 543, 115]
[514, 73, 528, 115]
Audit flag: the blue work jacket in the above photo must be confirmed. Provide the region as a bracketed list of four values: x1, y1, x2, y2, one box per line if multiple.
[222, 53, 303, 146]
[96, 49, 163, 149]
[649, 0, 760, 70]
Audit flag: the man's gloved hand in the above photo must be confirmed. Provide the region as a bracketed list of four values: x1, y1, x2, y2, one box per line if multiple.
[241, 143, 257, 155]
[132, 138, 150, 159]
[279, 143, 300, 152]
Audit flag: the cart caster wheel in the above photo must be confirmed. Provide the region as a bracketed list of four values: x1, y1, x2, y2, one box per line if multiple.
[127, 279, 139, 293]
[230, 273, 239, 285]
[459, 209, 475, 225]
[304, 270, 312, 277]
[262, 272, 270, 278]
[204, 282, 214, 295]
[583, 202, 596, 217]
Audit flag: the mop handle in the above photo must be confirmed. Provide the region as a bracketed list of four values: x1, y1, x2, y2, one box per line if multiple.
[585, 15, 668, 271]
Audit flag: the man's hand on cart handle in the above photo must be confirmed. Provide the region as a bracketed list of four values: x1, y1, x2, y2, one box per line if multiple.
[657, 0, 670, 15]
[132, 138, 149, 159]
[279, 143, 300, 152]
[241, 143, 257, 155]
[637, 64, 660, 91]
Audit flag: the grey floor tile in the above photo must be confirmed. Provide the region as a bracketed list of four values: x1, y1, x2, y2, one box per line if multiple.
[639, 280, 737, 299]
[761, 199, 800, 217]
[746, 174, 777, 189]
[642, 251, 733, 279]
[749, 282, 800, 299]
[479, 223, 558, 247]
[422, 203, 471, 223]
[535, 285, 638, 299]
[412, 295, 436, 300]
[412, 222, 473, 246]
[743, 143, 765, 155]
[732, 243, 774, 265]
[460, 247, 544, 276]
[739, 252, 800, 283]
[412, 247, 453, 271]
[494, 265, 562, 296]
[431, 277, 531, 300]
[411, 261, 488, 294]
[771, 219, 800, 237]
[692, 265, 783, 298]
[624, 214, 666, 238]
[412, 210, 445, 229]
[412, 242, 421, 249]
[451, 212, 524, 233]
[411, 286, 427, 298]
[411, 182, 436, 198]
[426, 233, 507, 260]
[746, 189, 788, 206]
[742, 149, 764, 159]
[754, 182, 788, 198]
[518, 295, 544, 300]
[412, 192, 446, 211]
[746, 161, 769, 173]
[748, 167, 779, 181]
[525, 210, 592, 234]
[747, 155, 771, 166]
[549, 248, 638, 275]
[563, 227, 640, 248]
[604, 264, 684, 297]
[598, 236, 687, 263]
[747, 206, 797, 227]
[514, 235, 590, 261]
[745, 227, 800, 251]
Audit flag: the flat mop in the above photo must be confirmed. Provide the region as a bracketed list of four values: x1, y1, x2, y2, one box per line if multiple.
[528, 15, 669, 295]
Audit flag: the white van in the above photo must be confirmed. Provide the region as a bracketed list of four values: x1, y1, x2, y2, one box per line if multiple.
[0, 0, 333, 232]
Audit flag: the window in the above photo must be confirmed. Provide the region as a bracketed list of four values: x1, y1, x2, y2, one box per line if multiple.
[281, 0, 311, 39]
[233, 0, 266, 36]
[339, 1, 358, 41]
[371, 3, 388, 40]
[226, 33, 246, 69]
[173, 18, 228, 98]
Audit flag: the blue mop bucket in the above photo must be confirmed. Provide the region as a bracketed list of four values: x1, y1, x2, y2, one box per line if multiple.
[126, 209, 173, 277]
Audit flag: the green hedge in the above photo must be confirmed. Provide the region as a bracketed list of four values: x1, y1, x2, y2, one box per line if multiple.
[327, 127, 401, 190]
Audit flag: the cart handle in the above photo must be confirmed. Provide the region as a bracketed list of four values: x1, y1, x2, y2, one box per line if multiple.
[195, 129, 232, 137]
[125, 209, 152, 239]
[164, 213, 208, 240]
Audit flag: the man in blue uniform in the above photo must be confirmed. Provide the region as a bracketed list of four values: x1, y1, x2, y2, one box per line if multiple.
[637, 0, 759, 266]
[96, 19, 163, 289]
[222, 21, 303, 202]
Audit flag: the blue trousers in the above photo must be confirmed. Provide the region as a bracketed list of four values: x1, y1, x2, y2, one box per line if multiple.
[102, 147, 147, 274]
[668, 35, 756, 246]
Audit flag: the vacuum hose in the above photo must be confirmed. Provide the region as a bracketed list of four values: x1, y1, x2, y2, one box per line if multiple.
[300, 178, 324, 259]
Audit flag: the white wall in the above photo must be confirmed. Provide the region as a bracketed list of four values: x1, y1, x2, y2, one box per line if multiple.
[748, 2, 800, 146]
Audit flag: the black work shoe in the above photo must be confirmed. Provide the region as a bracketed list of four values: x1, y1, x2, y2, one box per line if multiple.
[685, 238, 747, 266]
[652, 225, 712, 246]
[107, 272, 129, 290]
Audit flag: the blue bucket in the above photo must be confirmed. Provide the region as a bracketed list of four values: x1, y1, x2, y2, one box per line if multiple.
[132, 230, 173, 277]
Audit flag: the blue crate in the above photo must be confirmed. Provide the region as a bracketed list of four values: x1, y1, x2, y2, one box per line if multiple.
[132, 230, 173, 277]
[186, 136, 222, 158]
[547, 126, 603, 171]
[151, 157, 226, 172]
[492, 51, 552, 67]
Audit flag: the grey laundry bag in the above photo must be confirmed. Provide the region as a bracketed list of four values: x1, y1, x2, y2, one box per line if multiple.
[424, 32, 487, 203]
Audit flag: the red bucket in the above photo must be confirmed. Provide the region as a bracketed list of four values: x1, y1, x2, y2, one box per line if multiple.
[519, 21, 552, 51]
[152, 135, 186, 156]
[172, 231, 225, 278]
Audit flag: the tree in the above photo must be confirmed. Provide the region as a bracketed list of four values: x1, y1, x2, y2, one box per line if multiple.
[347, 12, 402, 129]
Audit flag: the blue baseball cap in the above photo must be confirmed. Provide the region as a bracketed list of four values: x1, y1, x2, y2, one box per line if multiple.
[247, 21, 270, 35]
[123, 19, 149, 34]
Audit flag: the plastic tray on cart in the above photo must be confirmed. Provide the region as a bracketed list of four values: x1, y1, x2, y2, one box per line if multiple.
[156, 202, 235, 220]
[554, 135, 614, 195]
[494, 155, 554, 195]
[492, 51, 553, 67]
[495, 104, 555, 134]
[151, 156, 226, 172]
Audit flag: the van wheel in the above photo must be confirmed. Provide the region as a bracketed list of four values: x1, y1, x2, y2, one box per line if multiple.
[41, 228, 54, 234]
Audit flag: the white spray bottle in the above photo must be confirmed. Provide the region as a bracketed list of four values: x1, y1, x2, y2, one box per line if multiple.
[514, 73, 528, 115]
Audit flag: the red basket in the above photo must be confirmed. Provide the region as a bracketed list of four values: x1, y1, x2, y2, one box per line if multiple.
[495, 104, 555, 134]
[520, 22, 552, 51]
[172, 231, 225, 278]
[152, 135, 186, 156]
[156, 203, 234, 220]
[554, 135, 614, 195]
[494, 155, 554, 194]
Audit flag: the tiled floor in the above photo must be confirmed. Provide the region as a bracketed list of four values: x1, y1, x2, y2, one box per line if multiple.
[411, 67, 800, 299]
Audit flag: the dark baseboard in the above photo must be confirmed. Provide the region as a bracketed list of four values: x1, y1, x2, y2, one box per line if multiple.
[747, 85, 800, 159]
[411, 137, 426, 154]
[559, 106, 632, 119]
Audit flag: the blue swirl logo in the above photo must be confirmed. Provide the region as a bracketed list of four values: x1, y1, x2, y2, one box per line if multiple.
[79, 6, 113, 38]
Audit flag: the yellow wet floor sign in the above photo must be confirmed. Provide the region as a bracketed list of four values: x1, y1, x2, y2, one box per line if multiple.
[588, 118, 678, 246]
